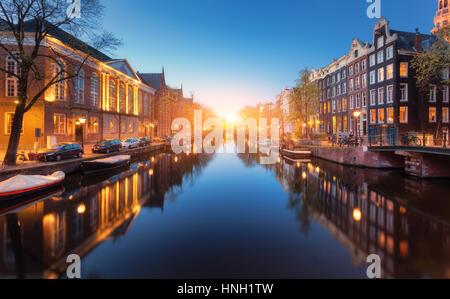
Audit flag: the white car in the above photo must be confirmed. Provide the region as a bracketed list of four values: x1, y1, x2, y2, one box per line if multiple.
[121, 138, 140, 149]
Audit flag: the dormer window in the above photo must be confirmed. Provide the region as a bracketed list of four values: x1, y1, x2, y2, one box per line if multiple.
[377, 36, 384, 49]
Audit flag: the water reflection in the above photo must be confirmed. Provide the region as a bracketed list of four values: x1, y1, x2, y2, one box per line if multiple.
[0, 152, 214, 279]
[237, 153, 450, 278]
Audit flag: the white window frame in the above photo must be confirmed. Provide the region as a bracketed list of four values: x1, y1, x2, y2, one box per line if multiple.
[377, 67, 385, 82]
[53, 113, 66, 135]
[443, 107, 449, 123]
[378, 108, 385, 124]
[5, 55, 19, 97]
[377, 51, 384, 64]
[444, 86, 449, 103]
[400, 84, 408, 102]
[429, 107, 437, 123]
[429, 85, 437, 103]
[370, 71, 376, 85]
[90, 74, 99, 107]
[53, 60, 66, 101]
[386, 64, 394, 80]
[74, 68, 84, 104]
[378, 87, 384, 105]
[377, 36, 384, 49]
[387, 107, 394, 124]
[4, 112, 23, 135]
[399, 107, 408, 124]
[370, 89, 376, 106]
[370, 54, 376, 67]
[387, 85, 394, 103]
[386, 45, 394, 60]
[400, 62, 409, 78]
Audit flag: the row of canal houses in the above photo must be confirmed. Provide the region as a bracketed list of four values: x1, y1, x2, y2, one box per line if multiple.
[309, 18, 450, 145]
[0, 21, 194, 151]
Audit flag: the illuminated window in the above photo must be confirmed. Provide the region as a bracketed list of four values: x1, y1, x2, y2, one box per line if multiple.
[128, 87, 134, 113]
[377, 67, 385, 82]
[74, 68, 84, 104]
[5, 112, 23, 135]
[429, 107, 437, 123]
[387, 107, 394, 123]
[443, 107, 449, 123]
[119, 84, 126, 112]
[90, 74, 99, 107]
[399, 62, 408, 77]
[53, 113, 66, 135]
[109, 80, 116, 111]
[387, 64, 394, 79]
[90, 116, 99, 134]
[378, 108, 385, 123]
[370, 110, 377, 124]
[110, 118, 117, 133]
[400, 107, 408, 123]
[342, 97, 347, 111]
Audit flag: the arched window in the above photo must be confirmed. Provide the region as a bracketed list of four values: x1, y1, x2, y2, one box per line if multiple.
[119, 84, 126, 113]
[109, 80, 116, 111]
[5, 55, 19, 97]
[128, 87, 134, 114]
[53, 60, 66, 101]
[74, 68, 84, 104]
[90, 74, 99, 107]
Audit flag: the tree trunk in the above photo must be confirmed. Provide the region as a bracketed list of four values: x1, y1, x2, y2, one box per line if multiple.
[3, 103, 26, 166]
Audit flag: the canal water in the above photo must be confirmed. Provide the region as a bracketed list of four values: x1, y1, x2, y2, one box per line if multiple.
[0, 143, 449, 279]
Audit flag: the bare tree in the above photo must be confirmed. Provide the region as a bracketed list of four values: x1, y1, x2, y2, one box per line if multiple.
[0, 0, 121, 166]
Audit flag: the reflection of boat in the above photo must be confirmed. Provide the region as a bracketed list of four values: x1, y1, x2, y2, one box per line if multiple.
[0, 188, 64, 216]
[0, 171, 65, 201]
[82, 155, 131, 174]
[281, 148, 312, 159]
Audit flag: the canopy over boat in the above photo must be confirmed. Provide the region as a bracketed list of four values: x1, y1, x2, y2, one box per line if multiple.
[86, 155, 131, 165]
[0, 171, 65, 197]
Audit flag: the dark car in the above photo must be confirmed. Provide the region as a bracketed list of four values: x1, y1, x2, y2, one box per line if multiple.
[92, 139, 122, 153]
[139, 137, 152, 147]
[38, 143, 83, 162]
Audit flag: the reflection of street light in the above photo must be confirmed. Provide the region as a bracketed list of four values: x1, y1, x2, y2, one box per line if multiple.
[353, 208, 362, 222]
[77, 203, 86, 215]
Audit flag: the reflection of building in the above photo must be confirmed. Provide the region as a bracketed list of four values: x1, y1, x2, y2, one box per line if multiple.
[0, 151, 214, 278]
[276, 89, 295, 137]
[432, 0, 450, 42]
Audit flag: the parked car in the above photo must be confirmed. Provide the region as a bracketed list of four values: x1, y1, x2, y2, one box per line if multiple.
[38, 143, 83, 162]
[92, 139, 122, 154]
[153, 137, 163, 143]
[121, 138, 140, 149]
[139, 137, 152, 147]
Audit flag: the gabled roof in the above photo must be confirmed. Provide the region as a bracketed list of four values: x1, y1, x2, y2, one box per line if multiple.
[138, 73, 165, 91]
[390, 30, 435, 52]
[105, 59, 140, 81]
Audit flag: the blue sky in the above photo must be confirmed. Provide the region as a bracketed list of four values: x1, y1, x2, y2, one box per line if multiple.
[101, 0, 437, 116]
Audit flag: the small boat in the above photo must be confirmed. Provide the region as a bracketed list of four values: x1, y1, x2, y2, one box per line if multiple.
[0, 188, 64, 216]
[0, 171, 65, 201]
[281, 148, 312, 159]
[82, 155, 131, 174]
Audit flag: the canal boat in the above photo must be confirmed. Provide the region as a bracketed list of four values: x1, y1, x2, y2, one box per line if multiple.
[0, 188, 64, 216]
[82, 155, 131, 175]
[0, 171, 65, 201]
[281, 148, 312, 159]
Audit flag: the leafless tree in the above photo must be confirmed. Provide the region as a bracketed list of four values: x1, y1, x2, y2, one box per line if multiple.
[0, 0, 121, 166]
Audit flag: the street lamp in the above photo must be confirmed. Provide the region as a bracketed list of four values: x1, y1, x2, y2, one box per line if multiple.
[77, 117, 87, 150]
[353, 111, 361, 145]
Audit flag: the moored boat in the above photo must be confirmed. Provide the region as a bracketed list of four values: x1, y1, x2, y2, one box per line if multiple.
[82, 155, 131, 174]
[281, 148, 312, 159]
[0, 171, 65, 201]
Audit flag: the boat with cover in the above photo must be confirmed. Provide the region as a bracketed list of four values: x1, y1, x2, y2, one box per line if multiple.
[82, 155, 131, 174]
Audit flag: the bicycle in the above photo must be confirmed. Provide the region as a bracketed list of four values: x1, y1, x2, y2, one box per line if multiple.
[401, 134, 422, 147]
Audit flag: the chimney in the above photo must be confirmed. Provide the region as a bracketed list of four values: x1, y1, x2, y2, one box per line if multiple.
[415, 28, 423, 52]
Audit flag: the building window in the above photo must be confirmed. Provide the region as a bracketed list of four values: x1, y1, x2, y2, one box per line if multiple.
[377, 36, 384, 49]
[53, 113, 66, 135]
[444, 86, 449, 103]
[356, 94, 361, 108]
[400, 84, 408, 102]
[377, 51, 384, 64]
[362, 93, 367, 107]
[378, 108, 385, 123]
[332, 100, 336, 112]
[4, 113, 23, 135]
[53, 60, 66, 101]
[370, 89, 376, 106]
[356, 76, 360, 89]
[350, 95, 354, 110]
[377, 68, 385, 82]
[355, 63, 360, 74]
[5, 55, 19, 97]
[428, 85, 437, 102]
[387, 64, 394, 80]
[90, 74, 99, 107]
[443, 67, 449, 80]
[349, 79, 354, 92]
[109, 80, 117, 111]
[362, 73, 367, 88]
[378, 87, 384, 104]
[387, 107, 394, 123]
[138, 91, 143, 115]
[90, 116, 99, 134]
[349, 66, 354, 76]
[370, 110, 377, 124]
[400, 62, 408, 77]
[370, 54, 376, 67]
[443, 107, 449, 123]
[342, 97, 347, 111]
[387, 85, 394, 103]
[429, 107, 437, 123]
[386, 46, 394, 60]
[342, 69, 346, 79]
[342, 82, 347, 93]
[119, 84, 126, 113]
[110, 118, 117, 133]
[74, 68, 84, 104]
[362, 60, 367, 71]
[400, 107, 408, 123]
[370, 71, 376, 85]
[128, 87, 134, 113]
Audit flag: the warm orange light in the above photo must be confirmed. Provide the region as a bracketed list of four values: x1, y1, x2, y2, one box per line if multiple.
[151, 157, 155, 162]
[297, 162, 300, 168]
[316, 167, 320, 173]
[353, 208, 362, 222]
[302, 172, 307, 180]
[174, 157, 178, 163]
[149, 169, 154, 176]
[77, 203, 86, 215]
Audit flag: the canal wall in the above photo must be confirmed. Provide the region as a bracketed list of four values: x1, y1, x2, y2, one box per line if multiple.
[309, 146, 404, 169]
[0, 143, 169, 179]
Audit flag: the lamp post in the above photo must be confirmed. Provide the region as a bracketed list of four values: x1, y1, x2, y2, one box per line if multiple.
[77, 117, 87, 150]
[353, 111, 361, 146]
